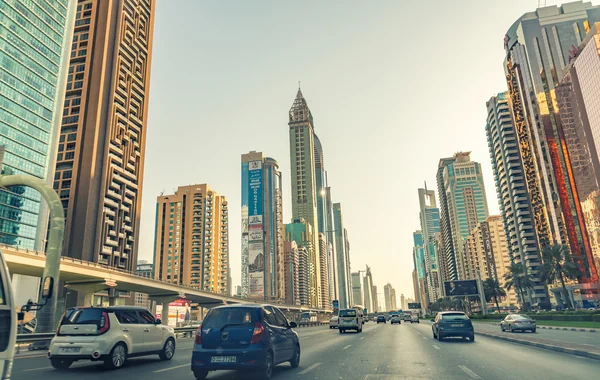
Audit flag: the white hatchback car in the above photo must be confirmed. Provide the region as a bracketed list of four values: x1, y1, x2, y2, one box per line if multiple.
[48, 306, 176, 370]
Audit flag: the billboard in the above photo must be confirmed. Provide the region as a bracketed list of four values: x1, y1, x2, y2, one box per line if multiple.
[332, 300, 339, 309]
[155, 299, 191, 327]
[249, 160, 263, 218]
[249, 272, 264, 295]
[480, 222, 497, 280]
[444, 280, 479, 297]
[407, 303, 421, 309]
[249, 215, 263, 227]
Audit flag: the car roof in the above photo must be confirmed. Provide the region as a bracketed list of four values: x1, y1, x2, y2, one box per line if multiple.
[211, 303, 267, 310]
[438, 311, 466, 314]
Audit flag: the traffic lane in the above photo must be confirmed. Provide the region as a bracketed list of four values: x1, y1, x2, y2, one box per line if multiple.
[9, 325, 366, 380]
[410, 322, 600, 379]
[473, 321, 600, 348]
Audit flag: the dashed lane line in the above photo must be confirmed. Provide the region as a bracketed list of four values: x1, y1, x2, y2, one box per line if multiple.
[153, 364, 189, 373]
[343, 345, 352, 350]
[458, 365, 482, 379]
[432, 345, 441, 350]
[298, 363, 321, 375]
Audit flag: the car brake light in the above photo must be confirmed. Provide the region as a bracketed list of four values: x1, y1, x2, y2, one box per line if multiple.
[514, 321, 521, 324]
[250, 322, 264, 344]
[195, 324, 203, 345]
[531, 320, 535, 323]
[98, 312, 110, 334]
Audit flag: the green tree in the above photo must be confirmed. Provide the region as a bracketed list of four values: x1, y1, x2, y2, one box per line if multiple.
[504, 262, 535, 311]
[483, 278, 507, 312]
[540, 244, 579, 309]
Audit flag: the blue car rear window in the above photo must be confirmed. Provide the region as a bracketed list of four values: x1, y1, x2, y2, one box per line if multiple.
[203, 308, 257, 328]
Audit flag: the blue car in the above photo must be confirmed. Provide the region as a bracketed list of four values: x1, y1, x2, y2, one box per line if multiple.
[191, 304, 300, 380]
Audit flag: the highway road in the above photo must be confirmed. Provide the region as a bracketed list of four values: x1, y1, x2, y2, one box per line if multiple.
[11, 322, 600, 380]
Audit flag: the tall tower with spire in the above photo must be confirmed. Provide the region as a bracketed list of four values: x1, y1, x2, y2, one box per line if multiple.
[288, 87, 322, 308]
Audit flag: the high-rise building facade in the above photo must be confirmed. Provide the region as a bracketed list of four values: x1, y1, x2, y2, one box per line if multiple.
[52, 0, 155, 275]
[556, 22, 600, 278]
[318, 232, 329, 308]
[412, 230, 427, 308]
[390, 287, 397, 311]
[285, 218, 314, 306]
[384, 283, 395, 312]
[486, 92, 548, 305]
[283, 241, 300, 306]
[241, 151, 284, 302]
[288, 88, 322, 307]
[351, 272, 364, 306]
[504, 1, 600, 284]
[363, 266, 374, 312]
[154, 184, 229, 294]
[418, 187, 442, 302]
[400, 294, 406, 310]
[0, 0, 74, 250]
[324, 186, 337, 301]
[437, 152, 489, 281]
[333, 203, 350, 308]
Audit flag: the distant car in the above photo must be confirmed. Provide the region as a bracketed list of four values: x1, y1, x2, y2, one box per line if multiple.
[390, 315, 401, 324]
[191, 304, 300, 380]
[48, 306, 176, 370]
[376, 315, 386, 324]
[329, 315, 339, 329]
[403, 314, 411, 323]
[410, 314, 419, 323]
[338, 309, 363, 333]
[431, 311, 474, 342]
[500, 314, 536, 333]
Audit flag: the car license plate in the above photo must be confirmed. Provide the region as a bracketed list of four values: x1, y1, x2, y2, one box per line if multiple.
[451, 324, 463, 327]
[211, 356, 236, 363]
[61, 347, 81, 353]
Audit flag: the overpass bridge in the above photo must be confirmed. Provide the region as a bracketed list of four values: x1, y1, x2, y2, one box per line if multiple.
[2, 244, 331, 316]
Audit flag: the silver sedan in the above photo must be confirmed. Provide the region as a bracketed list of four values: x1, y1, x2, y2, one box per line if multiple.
[329, 316, 339, 329]
[500, 314, 536, 333]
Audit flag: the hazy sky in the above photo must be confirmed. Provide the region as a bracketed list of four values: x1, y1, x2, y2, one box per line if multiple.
[138, 0, 570, 305]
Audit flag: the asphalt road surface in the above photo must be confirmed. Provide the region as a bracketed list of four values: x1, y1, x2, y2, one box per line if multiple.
[11, 322, 600, 380]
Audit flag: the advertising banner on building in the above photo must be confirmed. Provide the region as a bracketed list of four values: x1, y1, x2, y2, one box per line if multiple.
[155, 299, 191, 327]
[248, 215, 263, 228]
[480, 221, 497, 280]
[249, 243, 264, 272]
[444, 280, 479, 297]
[249, 230, 263, 242]
[407, 303, 421, 309]
[249, 271, 264, 295]
[249, 160, 263, 218]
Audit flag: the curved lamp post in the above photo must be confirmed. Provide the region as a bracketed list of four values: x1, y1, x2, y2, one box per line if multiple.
[0, 174, 65, 333]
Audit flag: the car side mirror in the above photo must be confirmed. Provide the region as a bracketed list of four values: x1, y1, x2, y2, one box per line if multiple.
[289, 321, 297, 329]
[155, 318, 162, 325]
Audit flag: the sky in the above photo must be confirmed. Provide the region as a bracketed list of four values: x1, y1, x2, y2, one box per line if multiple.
[138, 0, 571, 305]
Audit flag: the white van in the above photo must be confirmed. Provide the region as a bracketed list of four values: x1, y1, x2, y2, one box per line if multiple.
[338, 308, 363, 333]
[0, 249, 17, 379]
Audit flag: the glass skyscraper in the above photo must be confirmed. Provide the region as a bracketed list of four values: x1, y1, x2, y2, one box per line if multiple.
[0, 0, 74, 249]
[418, 188, 441, 303]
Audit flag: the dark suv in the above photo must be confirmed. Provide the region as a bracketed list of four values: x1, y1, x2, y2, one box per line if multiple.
[191, 304, 299, 380]
[431, 311, 474, 342]
[376, 315, 386, 324]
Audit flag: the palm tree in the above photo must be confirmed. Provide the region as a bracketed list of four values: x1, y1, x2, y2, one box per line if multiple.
[505, 262, 535, 310]
[540, 244, 579, 309]
[483, 278, 507, 312]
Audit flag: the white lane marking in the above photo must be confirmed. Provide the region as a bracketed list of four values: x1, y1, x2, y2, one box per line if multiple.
[360, 337, 365, 340]
[422, 337, 427, 339]
[298, 362, 321, 374]
[343, 344, 352, 350]
[14, 354, 48, 360]
[153, 364, 189, 373]
[458, 365, 482, 379]
[432, 345, 440, 350]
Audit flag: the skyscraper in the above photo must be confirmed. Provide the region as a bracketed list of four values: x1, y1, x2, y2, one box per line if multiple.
[241, 151, 284, 302]
[0, 0, 74, 250]
[412, 231, 427, 308]
[390, 287, 397, 311]
[486, 92, 548, 304]
[288, 87, 322, 307]
[363, 266, 374, 312]
[555, 22, 600, 278]
[437, 152, 489, 281]
[286, 218, 315, 306]
[400, 294, 406, 310]
[154, 184, 229, 294]
[351, 272, 364, 306]
[324, 186, 337, 302]
[418, 187, 442, 302]
[318, 232, 330, 308]
[52, 0, 156, 275]
[384, 283, 395, 312]
[284, 241, 300, 305]
[333, 203, 350, 308]
[504, 1, 600, 284]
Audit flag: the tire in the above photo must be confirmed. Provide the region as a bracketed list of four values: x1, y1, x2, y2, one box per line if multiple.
[470, 335, 475, 342]
[432, 330, 437, 339]
[194, 370, 209, 379]
[50, 358, 73, 370]
[159, 338, 175, 360]
[255, 350, 273, 380]
[500, 325, 504, 332]
[438, 334, 443, 341]
[509, 325, 513, 333]
[289, 344, 300, 368]
[339, 329, 343, 334]
[104, 342, 127, 369]
[531, 329, 536, 333]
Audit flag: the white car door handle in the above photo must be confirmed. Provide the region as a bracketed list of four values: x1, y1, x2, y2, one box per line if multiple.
[144, 329, 151, 332]
[122, 328, 129, 332]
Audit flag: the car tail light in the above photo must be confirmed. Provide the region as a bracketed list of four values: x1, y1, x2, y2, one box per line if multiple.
[514, 321, 521, 324]
[195, 324, 203, 345]
[98, 312, 110, 334]
[531, 319, 535, 323]
[250, 322, 265, 344]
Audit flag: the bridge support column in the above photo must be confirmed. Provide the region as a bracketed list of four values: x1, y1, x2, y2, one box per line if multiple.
[149, 294, 186, 326]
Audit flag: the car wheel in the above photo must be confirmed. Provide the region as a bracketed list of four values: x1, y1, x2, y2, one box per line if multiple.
[432, 330, 437, 339]
[339, 329, 343, 333]
[104, 342, 127, 369]
[159, 338, 175, 360]
[289, 344, 300, 368]
[470, 335, 475, 342]
[194, 370, 209, 379]
[500, 325, 504, 332]
[255, 350, 273, 380]
[509, 325, 513, 333]
[50, 358, 73, 370]
[438, 334, 443, 341]
[531, 329, 536, 333]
